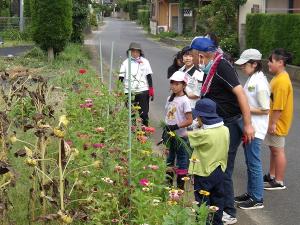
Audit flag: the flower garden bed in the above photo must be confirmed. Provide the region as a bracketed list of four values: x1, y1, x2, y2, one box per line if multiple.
[0, 44, 215, 225]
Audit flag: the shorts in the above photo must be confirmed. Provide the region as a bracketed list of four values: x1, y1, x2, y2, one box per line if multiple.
[264, 133, 285, 148]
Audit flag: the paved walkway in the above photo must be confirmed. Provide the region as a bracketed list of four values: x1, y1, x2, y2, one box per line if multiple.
[0, 46, 33, 57]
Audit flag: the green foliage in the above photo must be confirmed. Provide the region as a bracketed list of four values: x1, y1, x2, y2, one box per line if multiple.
[31, 0, 73, 54]
[137, 9, 149, 29]
[158, 31, 178, 39]
[0, 0, 10, 16]
[24, 0, 31, 17]
[197, 0, 245, 56]
[71, 0, 89, 44]
[246, 14, 300, 65]
[220, 33, 239, 57]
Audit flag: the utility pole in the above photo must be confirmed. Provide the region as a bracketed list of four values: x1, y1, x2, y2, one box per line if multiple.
[19, 0, 24, 32]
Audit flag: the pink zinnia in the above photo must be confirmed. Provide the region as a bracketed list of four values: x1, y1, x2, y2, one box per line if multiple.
[143, 126, 156, 134]
[93, 143, 105, 149]
[149, 165, 159, 170]
[65, 140, 73, 147]
[139, 178, 150, 186]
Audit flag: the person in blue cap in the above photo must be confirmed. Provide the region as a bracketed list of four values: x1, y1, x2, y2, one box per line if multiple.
[188, 98, 229, 225]
[189, 37, 255, 225]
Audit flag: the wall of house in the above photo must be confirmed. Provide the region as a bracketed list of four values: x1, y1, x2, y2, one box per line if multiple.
[294, 0, 300, 13]
[239, 0, 265, 51]
[158, 2, 168, 27]
[265, 0, 289, 13]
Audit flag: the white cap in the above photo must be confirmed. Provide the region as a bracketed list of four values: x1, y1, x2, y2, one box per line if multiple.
[235, 49, 262, 65]
[169, 71, 188, 83]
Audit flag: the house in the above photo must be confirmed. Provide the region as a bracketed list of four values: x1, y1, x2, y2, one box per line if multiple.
[150, 0, 209, 35]
[239, 0, 300, 50]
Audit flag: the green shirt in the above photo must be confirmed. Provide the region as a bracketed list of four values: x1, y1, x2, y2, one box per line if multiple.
[188, 125, 229, 177]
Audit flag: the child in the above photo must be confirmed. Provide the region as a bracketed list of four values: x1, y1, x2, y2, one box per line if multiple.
[188, 98, 229, 225]
[264, 48, 293, 190]
[179, 46, 205, 109]
[164, 71, 193, 189]
[234, 49, 270, 209]
[119, 42, 154, 126]
[167, 51, 184, 79]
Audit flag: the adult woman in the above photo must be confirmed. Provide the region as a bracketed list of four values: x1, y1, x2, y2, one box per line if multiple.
[234, 49, 270, 209]
[119, 42, 154, 126]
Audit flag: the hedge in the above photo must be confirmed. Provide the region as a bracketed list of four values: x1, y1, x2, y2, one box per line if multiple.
[246, 14, 300, 65]
[137, 9, 150, 28]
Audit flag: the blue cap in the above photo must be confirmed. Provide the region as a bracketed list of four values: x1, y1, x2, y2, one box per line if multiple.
[190, 37, 217, 52]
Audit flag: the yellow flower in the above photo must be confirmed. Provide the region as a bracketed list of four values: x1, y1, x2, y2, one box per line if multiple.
[167, 131, 175, 137]
[60, 214, 73, 224]
[53, 128, 65, 138]
[25, 158, 37, 167]
[133, 105, 141, 111]
[167, 200, 177, 206]
[24, 146, 33, 157]
[71, 148, 79, 157]
[181, 176, 190, 181]
[136, 131, 145, 136]
[9, 134, 17, 143]
[59, 115, 69, 127]
[93, 160, 101, 169]
[199, 190, 210, 196]
[190, 157, 200, 163]
[141, 150, 151, 156]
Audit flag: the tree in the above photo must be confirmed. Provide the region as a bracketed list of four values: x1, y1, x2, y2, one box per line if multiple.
[31, 0, 73, 60]
[71, 0, 89, 43]
[197, 0, 247, 56]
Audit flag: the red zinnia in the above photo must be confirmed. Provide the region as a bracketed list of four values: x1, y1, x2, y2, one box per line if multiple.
[79, 69, 87, 74]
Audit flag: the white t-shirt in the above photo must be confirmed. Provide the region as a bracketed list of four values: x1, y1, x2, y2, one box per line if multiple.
[180, 65, 204, 108]
[119, 57, 153, 93]
[244, 71, 270, 139]
[165, 95, 192, 137]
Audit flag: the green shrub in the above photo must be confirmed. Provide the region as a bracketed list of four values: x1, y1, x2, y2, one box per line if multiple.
[246, 14, 300, 65]
[220, 34, 239, 58]
[31, 0, 73, 54]
[158, 31, 178, 39]
[137, 9, 149, 28]
[71, 0, 89, 44]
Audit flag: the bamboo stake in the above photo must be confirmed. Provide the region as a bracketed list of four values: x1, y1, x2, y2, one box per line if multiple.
[99, 39, 103, 83]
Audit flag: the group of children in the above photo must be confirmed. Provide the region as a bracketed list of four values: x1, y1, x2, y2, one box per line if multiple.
[119, 39, 294, 225]
[164, 42, 293, 224]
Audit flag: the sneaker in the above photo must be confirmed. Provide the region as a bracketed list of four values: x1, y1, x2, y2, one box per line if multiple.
[234, 193, 251, 203]
[264, 179, 286, 190]
[237, 198, 264, 210]
[263, 173, 274, 184]
[222, 211, 237, 225]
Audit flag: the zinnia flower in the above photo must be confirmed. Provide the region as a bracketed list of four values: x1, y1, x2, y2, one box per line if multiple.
[111, 218, 119, 223]
[93, 143, 105, 149]
[79, 68, 87, 74]
[167, 131, 175, 137]
[199, 190, 210, 196]
[148, 165, 159, 170]
[190, 157, 200, 163]
[139, 178, 150, 186]
[209, 206, 219, 212]
[59, 115, 69, 127]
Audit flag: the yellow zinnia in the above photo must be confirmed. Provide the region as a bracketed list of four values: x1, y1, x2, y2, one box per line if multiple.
[199, 190, 210, 196]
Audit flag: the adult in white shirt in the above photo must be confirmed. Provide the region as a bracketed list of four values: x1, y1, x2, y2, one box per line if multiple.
[234, 49, 270, 210]
[119, 42, 154, 126]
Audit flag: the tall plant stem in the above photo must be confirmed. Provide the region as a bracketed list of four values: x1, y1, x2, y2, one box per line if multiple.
[58, 139, 65, 211]
[39, 137, 47, 216]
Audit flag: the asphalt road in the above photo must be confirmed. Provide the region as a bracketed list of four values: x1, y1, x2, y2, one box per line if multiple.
[85, 17, 300, 225]
[0, 46, 33, 56]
